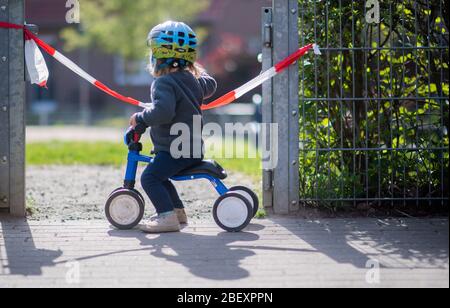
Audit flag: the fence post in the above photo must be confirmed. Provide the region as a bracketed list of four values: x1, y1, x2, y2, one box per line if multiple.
[269, 0, 299, 214]
[261, 7, 274, 210]
[0, 0, 26, 216]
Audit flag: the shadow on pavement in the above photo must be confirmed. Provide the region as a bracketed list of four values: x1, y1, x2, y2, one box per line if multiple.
[106, 224, 312, 281]
[107, 227, 315, 280]
[49, 222, 316, 281]
[139, 231, 258, 280]
[0, 217, 62, 276]
[270, 216, 449, 269]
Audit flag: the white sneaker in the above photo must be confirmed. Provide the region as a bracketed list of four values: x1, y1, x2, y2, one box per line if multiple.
[139, 213, 180, 233]
[174, 208, 188, 224]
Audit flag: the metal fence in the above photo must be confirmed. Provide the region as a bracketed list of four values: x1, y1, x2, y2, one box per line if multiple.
[297, 0, 449, 208]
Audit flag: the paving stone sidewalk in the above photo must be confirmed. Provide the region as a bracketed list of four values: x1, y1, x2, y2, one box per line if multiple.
[0, 217, 448, 288]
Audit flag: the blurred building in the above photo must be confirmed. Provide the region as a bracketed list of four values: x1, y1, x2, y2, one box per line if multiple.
[25, 0, 270, 125]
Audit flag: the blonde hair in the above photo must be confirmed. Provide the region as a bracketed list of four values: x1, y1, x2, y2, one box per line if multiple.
[150, 59, 204, 78]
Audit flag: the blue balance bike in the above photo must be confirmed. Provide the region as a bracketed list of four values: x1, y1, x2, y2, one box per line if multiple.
[105, 124, 259, 232]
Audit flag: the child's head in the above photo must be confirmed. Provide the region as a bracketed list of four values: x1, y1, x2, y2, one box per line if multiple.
[147, 21, 203, 78]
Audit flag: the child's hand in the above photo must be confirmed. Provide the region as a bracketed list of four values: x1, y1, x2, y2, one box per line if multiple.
[129, 113, 138, 128]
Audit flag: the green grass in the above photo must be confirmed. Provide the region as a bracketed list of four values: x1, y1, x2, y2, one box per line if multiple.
[215, 157, 260, 178]
[26, 140, 262, 178]
[27, 141, 130, 166]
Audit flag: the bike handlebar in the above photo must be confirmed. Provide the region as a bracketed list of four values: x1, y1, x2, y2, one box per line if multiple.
[124, 122, 148, 147]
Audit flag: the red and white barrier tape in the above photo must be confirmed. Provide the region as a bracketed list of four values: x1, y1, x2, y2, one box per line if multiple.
[202, 43, 321, 110]
[1, 22, 320, 111]
[1, 22, 148, 108]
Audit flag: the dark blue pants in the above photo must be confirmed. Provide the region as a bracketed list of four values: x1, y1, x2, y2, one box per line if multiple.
[141, 151, 202, 214]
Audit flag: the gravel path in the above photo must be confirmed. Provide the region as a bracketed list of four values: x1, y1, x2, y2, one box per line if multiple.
[26, 165, 259, 222]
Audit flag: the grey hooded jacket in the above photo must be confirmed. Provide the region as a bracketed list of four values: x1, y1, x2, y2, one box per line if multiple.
[135, 70, 217, 158]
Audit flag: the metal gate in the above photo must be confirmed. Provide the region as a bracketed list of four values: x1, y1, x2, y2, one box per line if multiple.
[263, 0, 449, 213]
[297, 0, 449, 208]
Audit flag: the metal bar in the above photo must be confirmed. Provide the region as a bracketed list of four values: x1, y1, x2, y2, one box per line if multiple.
[313, 0, 318, 203]
[439, 0, 445, 206]
[339, 0, 344, 206]
[351, 0, 356, 208]
[389, 2, 394, 207]
[261, 7, 273, 210]
[0, 0, 25, 215]
[363, 1, 369, 203]
[0, 0, 9, 210]
[414, 0, 420, 208]
[9, 0, 25, 216]
[287, 0, 299, 213]
[426, 0, 432, 207]
[400, 2, 407, 207]
[8, 0, 25, 216]
[325, 1, 331, 201]
[298, 0, 306, 209]
[271, 0, 299, 214]
[377, 7, 381, 207]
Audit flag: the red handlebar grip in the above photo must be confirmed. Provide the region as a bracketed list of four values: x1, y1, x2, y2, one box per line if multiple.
[133, 133, 141, 143]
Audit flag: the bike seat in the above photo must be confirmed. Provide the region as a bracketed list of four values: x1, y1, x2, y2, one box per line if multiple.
[176, 160, 227, 180]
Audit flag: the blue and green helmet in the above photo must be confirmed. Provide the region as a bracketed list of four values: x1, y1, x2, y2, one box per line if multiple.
[147, 21, 198, 66]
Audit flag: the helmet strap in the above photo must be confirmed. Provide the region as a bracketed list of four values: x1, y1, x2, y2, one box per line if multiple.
[152, 58, 189, 73]
[157, 59, 188, 71]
